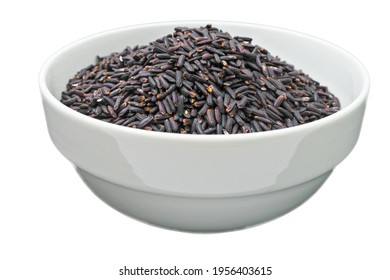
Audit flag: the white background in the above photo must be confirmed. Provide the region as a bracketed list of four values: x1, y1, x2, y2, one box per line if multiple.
[1, 0, 389, 279]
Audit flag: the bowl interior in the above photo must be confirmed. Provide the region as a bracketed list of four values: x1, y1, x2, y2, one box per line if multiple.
[43, 22, 367, 111]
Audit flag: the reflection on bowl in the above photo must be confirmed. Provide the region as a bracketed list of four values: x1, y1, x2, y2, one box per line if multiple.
[40, 21, 369, 232]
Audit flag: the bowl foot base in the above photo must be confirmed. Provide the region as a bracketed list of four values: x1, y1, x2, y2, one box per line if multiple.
[77, 168, 332, 233]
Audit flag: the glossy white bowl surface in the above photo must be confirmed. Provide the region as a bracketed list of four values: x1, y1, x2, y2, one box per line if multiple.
[40, 21, 369, 232]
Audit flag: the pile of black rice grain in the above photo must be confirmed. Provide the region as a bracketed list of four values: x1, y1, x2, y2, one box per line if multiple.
[61, 25, 340, 134]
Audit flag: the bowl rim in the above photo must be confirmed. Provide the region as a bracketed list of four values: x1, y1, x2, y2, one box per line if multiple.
[39, 20, 370, 143]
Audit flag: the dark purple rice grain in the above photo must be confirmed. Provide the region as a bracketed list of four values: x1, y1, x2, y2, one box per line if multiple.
[61, 25, 340, 134]
[169, 118, 179, 132]
[164, 119, 172, 132]
[175, 70, 183, 87]
[237, 96, 248, 109]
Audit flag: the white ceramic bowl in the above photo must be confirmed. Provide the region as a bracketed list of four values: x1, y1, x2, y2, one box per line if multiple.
[40, 21, 369, 232]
